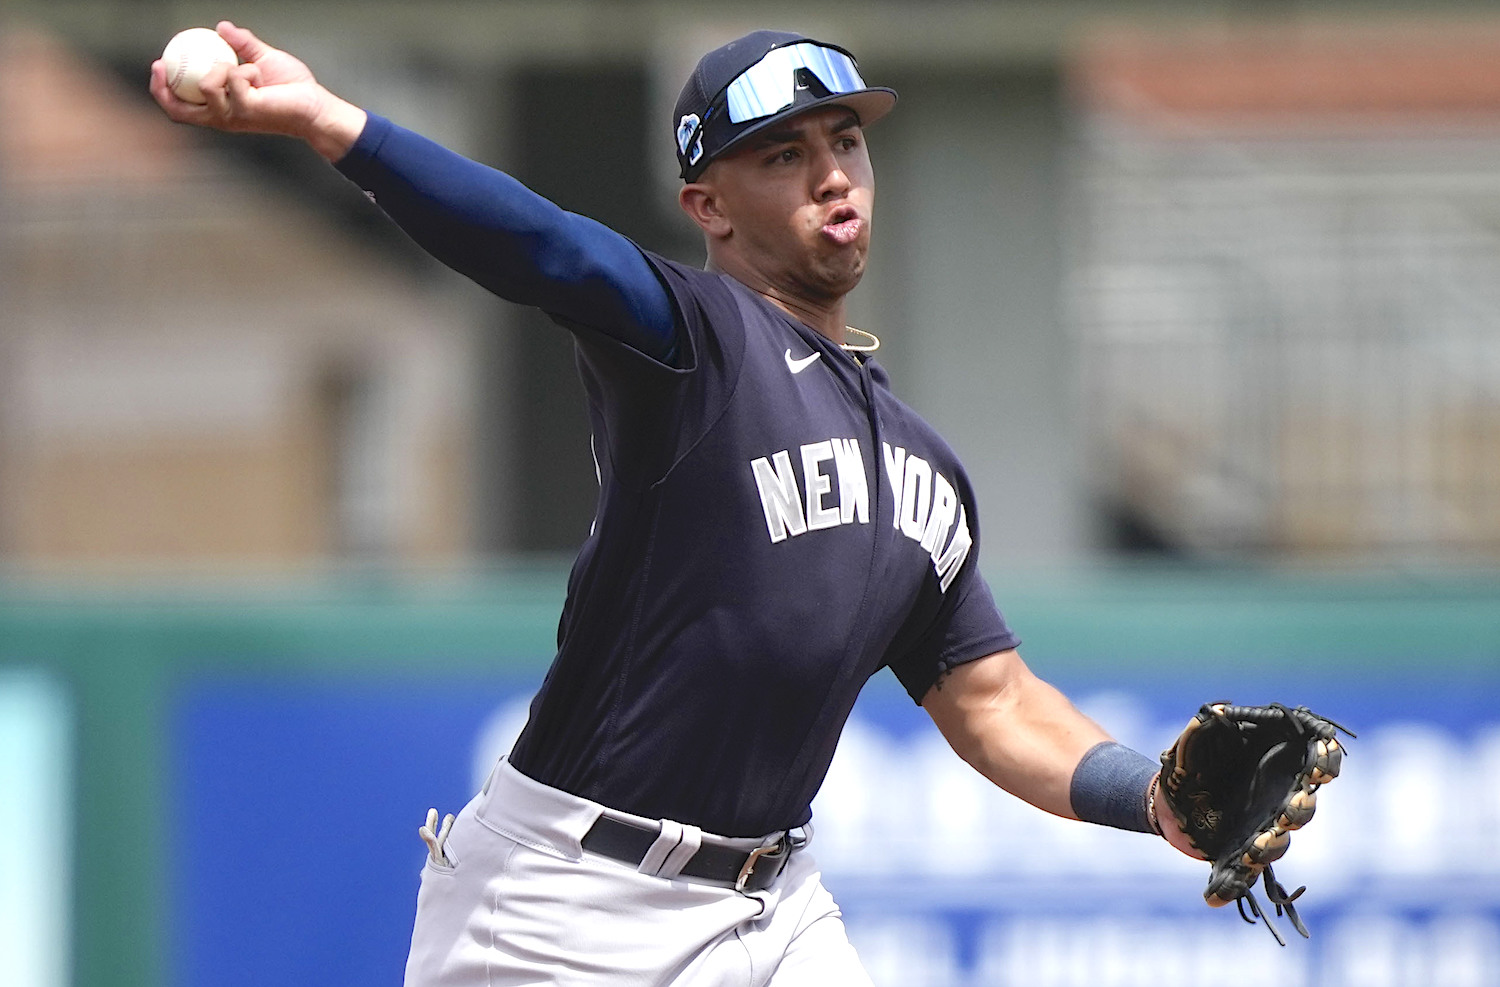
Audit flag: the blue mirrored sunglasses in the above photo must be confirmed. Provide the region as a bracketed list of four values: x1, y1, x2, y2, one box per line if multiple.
[722, 41, 868, 124]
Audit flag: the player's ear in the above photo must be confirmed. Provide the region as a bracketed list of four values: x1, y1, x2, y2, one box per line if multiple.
[679, 180, 732, 239]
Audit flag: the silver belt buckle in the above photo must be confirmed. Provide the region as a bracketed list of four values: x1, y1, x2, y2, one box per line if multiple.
[734, 836, 787, 892]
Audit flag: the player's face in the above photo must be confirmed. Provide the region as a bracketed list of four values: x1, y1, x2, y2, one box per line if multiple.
[696, 105, 875, 303]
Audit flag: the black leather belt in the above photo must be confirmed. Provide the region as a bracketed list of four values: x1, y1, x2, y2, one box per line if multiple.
[580, 815, 792, 892]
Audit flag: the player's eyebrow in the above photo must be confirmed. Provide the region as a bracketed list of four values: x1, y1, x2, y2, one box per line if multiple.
[752, 127, 804, 149]
[751, 113, 862, 150]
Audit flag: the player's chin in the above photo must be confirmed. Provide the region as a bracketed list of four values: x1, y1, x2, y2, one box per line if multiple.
[806, 254, 866, 298]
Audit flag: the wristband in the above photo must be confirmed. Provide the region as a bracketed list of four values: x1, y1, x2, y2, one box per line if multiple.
[1069, 740, 1159, 834]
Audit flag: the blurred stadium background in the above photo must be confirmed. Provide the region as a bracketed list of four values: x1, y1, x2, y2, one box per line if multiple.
[1, 2, 1498, 985]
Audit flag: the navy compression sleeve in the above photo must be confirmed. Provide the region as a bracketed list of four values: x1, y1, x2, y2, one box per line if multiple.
[334, 113, 678, 362]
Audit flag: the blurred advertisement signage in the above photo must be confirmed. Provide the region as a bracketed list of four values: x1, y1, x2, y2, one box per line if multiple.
[176, 671, 1497, 987]
[0, 671, 71, 987]
[810, 681, 1500, 987]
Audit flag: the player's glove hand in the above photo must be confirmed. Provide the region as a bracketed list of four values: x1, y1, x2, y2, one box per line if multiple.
[1158, 702, 1353, 945]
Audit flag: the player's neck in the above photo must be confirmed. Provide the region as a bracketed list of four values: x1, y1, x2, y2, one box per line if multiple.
[707, 260, 850, 345]
[763, 292, 849, 345]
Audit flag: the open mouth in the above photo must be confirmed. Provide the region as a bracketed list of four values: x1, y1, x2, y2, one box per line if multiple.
[820, 205, 863, 245]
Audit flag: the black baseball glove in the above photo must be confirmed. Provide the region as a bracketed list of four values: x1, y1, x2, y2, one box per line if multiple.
[1158, 702, 1354, 945]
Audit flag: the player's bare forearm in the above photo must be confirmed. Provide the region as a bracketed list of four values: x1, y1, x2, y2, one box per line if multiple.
[922, 650, 1110, 819]
[149, 21, 366, 162]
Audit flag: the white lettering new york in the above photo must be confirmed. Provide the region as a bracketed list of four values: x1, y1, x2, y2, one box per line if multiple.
[747, 439, 973, 592]
[881, 442, 972, 592]
[750, 438, 869, 543]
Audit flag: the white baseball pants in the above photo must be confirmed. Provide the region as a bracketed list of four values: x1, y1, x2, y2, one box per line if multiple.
[403, 759, 873, 987]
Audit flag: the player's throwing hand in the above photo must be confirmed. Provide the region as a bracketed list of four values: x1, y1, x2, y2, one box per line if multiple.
[149, 21, 366, 162]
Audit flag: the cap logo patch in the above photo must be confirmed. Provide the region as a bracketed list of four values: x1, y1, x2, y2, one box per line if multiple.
[676, 113, 704, 165]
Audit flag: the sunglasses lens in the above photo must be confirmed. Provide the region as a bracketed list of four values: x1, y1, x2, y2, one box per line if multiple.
[724, 43, 867, 124]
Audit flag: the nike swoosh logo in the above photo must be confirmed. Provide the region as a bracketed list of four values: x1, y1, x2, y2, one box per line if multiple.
[785, 349, 822, 374]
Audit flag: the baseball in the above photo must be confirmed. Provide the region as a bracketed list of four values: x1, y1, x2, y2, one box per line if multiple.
[161, 28, 238, 104]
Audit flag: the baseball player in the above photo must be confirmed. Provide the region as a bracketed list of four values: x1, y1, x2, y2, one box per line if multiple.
[152, 23, 1201, 985]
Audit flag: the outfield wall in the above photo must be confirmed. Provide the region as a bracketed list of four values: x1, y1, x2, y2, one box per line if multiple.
[1, 564, 1497, 987]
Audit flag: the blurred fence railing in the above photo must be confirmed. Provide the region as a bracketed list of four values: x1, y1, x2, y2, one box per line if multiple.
[1075, 123, 1500, 558]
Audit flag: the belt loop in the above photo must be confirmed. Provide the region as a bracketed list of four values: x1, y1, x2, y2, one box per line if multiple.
[658, 824, 702, 879]
[637, 819, 684, 876]
[481, 759, 499, 795]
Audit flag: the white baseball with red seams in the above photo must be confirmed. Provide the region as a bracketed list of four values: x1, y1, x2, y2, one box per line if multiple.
[160, 28, 238, 104]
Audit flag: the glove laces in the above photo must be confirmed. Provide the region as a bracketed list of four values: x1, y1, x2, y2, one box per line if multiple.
[1237, 863, 1308, 946]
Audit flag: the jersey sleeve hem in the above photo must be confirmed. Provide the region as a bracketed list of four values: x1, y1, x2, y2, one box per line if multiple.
[547, 245, 698, 375]
[559, 251, 749, 492]
[894, 631, 1022, 706]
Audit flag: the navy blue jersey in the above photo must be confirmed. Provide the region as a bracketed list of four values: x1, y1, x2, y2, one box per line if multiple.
[507, 254, 1019, 837]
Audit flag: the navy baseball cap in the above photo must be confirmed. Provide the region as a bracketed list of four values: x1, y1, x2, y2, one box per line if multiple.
[673, 30, 897, 182]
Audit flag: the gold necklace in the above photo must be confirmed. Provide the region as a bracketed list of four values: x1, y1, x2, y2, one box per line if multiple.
[841, 325, 881, 353]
